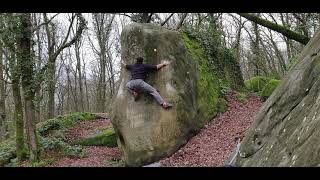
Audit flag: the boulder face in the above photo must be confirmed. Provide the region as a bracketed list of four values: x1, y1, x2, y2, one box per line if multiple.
[233, 30, 320, 167]
[111, 23, 222, 166]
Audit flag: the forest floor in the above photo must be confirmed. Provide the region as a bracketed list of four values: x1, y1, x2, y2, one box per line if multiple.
[158, 92, 263, 166]
[31, 91, 262, 167]
[47, 118, 122, 167]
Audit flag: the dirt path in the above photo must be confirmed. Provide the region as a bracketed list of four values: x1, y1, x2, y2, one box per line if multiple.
[158, 92, 263, 167]
[48, 118, 121, 167]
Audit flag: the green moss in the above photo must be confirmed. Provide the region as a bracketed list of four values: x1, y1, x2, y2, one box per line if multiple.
[235, 91, 249, 103]
[217, 98, 228, 113]
[73, 124, 117, 147]
[24, 157, 55, 167]
[37, 112, 99, 136]
[260, 79, 281, 98]
[183, 26, 244, 90]
[182, 33, 220, 127]
[39, 137, 86, 158]
[0, 139, 16, 167]
[244, 76, 271, 92]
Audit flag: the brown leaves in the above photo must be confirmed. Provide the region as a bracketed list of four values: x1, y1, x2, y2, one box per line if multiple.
[48, 118, 121, 167]
[159, 92, 263, 167]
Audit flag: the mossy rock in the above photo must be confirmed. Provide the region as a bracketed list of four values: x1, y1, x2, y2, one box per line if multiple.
[244, 76, 271, 92]
[39, 137, 86, 158]
[37, 112, 99, 136]
[235, 91, 248, 103]
[260, 79, 281, 99]
[73, 124, 117, 147]
[217, 98, 228, 113]
[232, 30, 320, 167]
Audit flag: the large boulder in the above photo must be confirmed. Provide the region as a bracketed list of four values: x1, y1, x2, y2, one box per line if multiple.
[233, 30, 320, 166]
[111, 23, 226, 166]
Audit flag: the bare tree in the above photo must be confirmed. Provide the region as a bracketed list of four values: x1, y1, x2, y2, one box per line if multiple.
[0, 41, 5, 141]
[90, 13, 115, 112]
[43, 13, 86, 119]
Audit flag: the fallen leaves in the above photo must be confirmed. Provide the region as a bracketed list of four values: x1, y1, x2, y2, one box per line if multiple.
[159, 92, 263, 167]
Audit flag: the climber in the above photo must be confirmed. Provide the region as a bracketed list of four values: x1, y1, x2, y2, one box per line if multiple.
[121, 57, 173, 110]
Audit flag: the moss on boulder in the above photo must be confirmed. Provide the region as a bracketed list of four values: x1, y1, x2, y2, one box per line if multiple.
[245, 76, 271, 92]
[73, 124, 117, 147]
[260, 79, 281, 98]
[235, 91, 248, 103]
[217, 98, 228, 113]
[37, 112, 99, 137]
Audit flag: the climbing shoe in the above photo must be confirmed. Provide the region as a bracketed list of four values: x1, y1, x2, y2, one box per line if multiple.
[132, 91, 140, 101]
[162, 102, 173, 110]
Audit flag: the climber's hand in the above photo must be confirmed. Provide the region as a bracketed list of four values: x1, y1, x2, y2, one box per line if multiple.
[162, 60, 170, 66]
[121, 60, 126, 67]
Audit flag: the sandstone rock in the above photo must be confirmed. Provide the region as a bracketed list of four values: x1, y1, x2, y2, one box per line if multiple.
[111, 23, 223, 166]
[233, 30, 320, 167]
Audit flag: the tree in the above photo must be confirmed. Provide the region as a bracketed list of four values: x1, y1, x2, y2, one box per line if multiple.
[43, 13, 86, 119]
[16, 13, 38, 160]
[90, 13, 115, 112]
[238, 13, 310, 45]
[0, 13, 26, 161]
[0, 40, 5, 141]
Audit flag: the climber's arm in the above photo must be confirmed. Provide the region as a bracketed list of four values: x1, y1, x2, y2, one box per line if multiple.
[121, 60, 131, 70]
[156, 60, 170, 70]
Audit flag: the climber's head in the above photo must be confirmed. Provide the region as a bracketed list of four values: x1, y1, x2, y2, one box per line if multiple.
[136, 57, 144, 64]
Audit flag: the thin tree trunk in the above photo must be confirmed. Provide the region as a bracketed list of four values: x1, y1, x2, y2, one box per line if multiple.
[7, 44, 25, 161]
[83, 58, 90, 112]
[0, 42, 5, 141]
[13, 81, 25, 160]
[66, 65, 71, 114]
[161, 13, 174, 26]
[35, 14, 42, 123]
[75, 41, 84, 112]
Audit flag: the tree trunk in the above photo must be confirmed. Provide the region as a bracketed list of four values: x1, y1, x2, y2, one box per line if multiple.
[83, 59, 90, 112]
[75, 40, 84, 112]
[35, 14, 42, 123]
[47, 59, 56, 119]
[44, 13, 86, 119]
[12, 81, 25, 160]
[238, 13, 310, 45]
[17, 13, 38, 161]
[0, 42, 5, 141]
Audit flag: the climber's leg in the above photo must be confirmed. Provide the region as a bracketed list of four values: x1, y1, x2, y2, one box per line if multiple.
[126, 80, 140, 101]
[139, 80, 173, 109]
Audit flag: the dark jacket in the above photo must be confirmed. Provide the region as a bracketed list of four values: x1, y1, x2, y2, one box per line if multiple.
[125, 63, 157, 80]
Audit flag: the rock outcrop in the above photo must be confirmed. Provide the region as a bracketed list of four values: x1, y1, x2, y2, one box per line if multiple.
[233, 30, 320, 166]
[111, 23, 241, 166]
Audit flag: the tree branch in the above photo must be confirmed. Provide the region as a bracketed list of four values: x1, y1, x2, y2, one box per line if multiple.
[161, 13, 174, 26]
[32, 13, 59, 32]
[238, 13, 310, 45]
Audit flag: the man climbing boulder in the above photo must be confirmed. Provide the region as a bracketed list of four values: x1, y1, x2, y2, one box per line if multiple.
[122, 56, 173, 109]
[111, 23, 229, 167]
